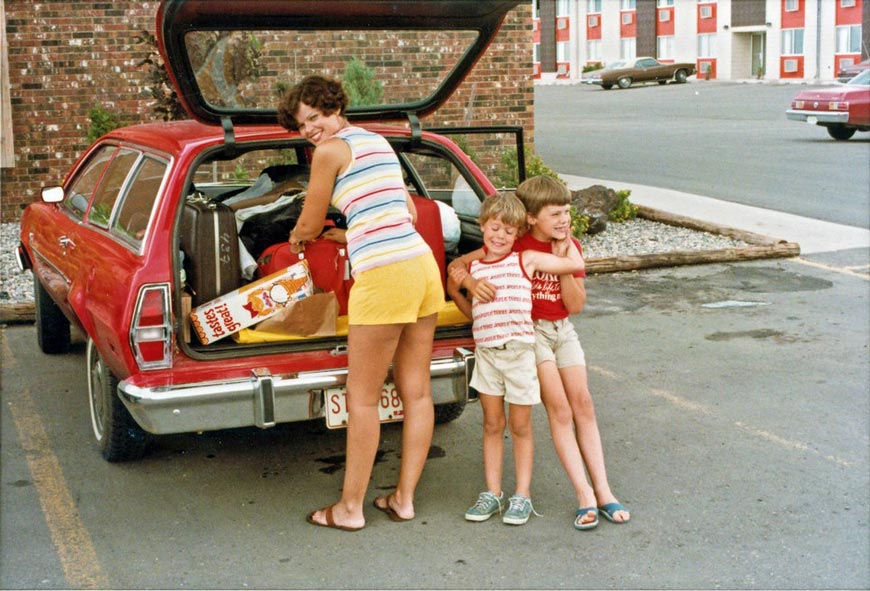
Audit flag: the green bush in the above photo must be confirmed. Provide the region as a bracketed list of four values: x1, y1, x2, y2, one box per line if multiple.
[497, 147, 563, 188]
[582, 63, 603, 73]
[608, 189, 638, 222]
[343, 59, 383, 107]
[570, 205, 590, 238]
[87, 104, 121, 143]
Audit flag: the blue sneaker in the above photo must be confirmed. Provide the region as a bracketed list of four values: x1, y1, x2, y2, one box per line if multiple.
[503, 494, 538, 525]
[464, 491, 503, 522]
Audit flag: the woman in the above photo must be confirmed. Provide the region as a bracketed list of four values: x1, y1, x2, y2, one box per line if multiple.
[277, 75, 444, 531]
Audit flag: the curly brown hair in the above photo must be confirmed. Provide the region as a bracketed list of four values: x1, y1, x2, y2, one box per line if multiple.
[277, 75, 349, 131]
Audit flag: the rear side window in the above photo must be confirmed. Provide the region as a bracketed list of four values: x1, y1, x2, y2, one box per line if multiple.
[89, 148, 140, 228]
[112, 156, 168, 248]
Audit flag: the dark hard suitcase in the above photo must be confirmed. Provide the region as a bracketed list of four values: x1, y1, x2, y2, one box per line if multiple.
[181, 195, 242, 307]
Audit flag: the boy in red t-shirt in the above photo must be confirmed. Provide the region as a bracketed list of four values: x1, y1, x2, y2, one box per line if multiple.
[448, 176, 630, 530]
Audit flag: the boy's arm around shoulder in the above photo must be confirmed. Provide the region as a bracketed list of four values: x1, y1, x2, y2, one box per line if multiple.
[522, 237, 584, 277]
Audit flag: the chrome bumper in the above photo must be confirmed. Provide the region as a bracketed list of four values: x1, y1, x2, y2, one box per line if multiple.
[786, 109, 850, 124]
[118, 348, 475, 434]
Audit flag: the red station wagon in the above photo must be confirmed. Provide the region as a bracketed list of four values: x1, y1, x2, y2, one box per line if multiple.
[15, 0, 524, 461]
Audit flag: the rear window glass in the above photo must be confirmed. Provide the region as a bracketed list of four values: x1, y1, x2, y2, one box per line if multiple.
[184, 29, 478, 111]
[112, 156, 168, 248]
[89, 149, 139, 228]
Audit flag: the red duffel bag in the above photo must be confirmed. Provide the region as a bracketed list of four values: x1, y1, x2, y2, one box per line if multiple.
[257, 238, 354, 316]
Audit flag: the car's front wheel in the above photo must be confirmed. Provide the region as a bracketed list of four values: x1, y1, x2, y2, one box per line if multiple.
[34, 277, 70, 354]
[601, 83, 613, 90]
[87, 338, 151, 462]
[674, 69, 689, 83]
[826, 125, 856, 140]
[617, 77, 632, 89]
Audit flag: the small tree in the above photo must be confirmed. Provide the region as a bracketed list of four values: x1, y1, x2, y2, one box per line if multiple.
[342, 59, 384, 107]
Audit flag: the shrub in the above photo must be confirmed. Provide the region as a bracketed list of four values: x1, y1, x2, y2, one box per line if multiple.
[343, 59, 384, 107]
[87, 104, 122, 143]
[570, 205, 590, 238]
[608, 189, 638, 222]
[497, 147, 563, 188]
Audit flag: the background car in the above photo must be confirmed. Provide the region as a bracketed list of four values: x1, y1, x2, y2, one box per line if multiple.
[14, 0, 524, 461]
[786, 68, 870, 140]
[836, 58, 870, 83]
[582, 57, 696, 90]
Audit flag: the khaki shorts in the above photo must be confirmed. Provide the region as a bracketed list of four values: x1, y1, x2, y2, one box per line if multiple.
[470, 341, 540, 406]
[348, 253, 445, 325]
[533, 318, 586, 368]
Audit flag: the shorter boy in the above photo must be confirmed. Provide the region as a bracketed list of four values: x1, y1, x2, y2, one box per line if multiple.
[447, 192, 583, 525]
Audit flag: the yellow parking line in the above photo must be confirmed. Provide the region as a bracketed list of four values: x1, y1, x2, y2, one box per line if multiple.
[795, 257, 870, 279]
[8, 384, 109, 589]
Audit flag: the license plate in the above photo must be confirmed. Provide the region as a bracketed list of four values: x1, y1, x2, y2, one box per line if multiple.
[807, 116, 818, 125]
[324, 384, 405, 429]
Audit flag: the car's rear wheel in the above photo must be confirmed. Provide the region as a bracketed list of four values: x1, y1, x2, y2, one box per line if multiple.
[826, 125, 856, 140]
[34, 277, 70, 354]
[87, 338, 151, 462]
[434, 399, 466, 424]
[674, 69, 689, 83]
[617, 77, 632, 89]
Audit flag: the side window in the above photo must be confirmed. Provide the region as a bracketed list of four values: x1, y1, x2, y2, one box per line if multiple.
[401, 152, 481, 218]
[88, 149, 139, 228]
[63, 146, 116, 219]
[112, 156, 168, 247]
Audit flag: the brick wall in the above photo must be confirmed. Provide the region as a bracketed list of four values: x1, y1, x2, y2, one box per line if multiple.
[0, 1, 534, 222]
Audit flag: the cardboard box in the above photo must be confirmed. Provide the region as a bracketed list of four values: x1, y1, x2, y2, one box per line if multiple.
[190, 260, 313, 345]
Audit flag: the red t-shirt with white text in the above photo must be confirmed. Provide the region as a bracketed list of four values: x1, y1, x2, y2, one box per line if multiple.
[513, 233, 586, 322]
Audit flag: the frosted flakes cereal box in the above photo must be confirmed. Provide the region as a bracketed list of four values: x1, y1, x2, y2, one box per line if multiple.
[190, 260, 313, 345]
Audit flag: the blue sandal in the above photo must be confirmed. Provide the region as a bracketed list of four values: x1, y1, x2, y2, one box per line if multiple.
[598, 502, 630, 524]
[574, 507, 599, 530]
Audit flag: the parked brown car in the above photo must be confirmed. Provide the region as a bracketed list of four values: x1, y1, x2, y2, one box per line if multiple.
[583, 57, 696, 90]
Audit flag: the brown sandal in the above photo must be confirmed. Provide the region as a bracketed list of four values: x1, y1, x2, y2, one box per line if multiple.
[306, 505, 364, 531]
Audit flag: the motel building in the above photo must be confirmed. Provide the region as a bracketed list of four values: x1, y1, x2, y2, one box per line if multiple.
[533, 0, 869, 83]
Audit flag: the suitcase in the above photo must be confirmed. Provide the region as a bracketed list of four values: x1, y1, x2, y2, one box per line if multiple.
[257, 238, 354, 316]
[410, 195, 446, 289]
[181, 195, 242, 307]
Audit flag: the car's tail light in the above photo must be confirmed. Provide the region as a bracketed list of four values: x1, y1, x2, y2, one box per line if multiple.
[793, 100, 805, 109]
[828, 101, 849, 111]
[130, 284, 172, 370]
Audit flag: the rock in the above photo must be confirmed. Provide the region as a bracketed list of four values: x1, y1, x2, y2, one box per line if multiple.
[571, 185, 621, 235]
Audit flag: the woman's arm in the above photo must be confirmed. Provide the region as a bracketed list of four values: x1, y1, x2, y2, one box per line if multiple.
[289, 139, 349, 250]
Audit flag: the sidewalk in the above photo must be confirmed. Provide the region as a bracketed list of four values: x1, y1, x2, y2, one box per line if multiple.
[561, 174, 870, 255]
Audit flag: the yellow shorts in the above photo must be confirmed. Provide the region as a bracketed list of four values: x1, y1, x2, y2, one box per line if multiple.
[348, 253, 445, 325]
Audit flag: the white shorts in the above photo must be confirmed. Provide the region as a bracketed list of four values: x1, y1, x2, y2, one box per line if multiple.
[533, 318, 586, 368]
[470, 341, 541, 406]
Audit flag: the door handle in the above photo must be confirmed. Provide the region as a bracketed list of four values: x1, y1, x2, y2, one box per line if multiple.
[59, 236, 76, 250]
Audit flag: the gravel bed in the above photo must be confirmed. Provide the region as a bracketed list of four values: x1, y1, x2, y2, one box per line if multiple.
[0, 218, 749, 305]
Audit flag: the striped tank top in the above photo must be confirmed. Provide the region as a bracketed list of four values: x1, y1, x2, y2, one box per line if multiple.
[332, 126, 431, 276]
[469, 252, 535, 348]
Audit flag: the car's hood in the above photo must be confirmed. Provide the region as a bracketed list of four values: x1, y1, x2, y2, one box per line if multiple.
[156, 0, 520, 126]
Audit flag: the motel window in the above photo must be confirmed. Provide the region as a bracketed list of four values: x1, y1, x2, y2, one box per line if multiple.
[589, 15, 599, 27]
[781, 29, 804, 55]
[841, 0, 856, 7]
[700, 5, 713, 18]
[698, 33, 717, 58]
[659, 9, 671, 21]
[657, 35, 674, 59]
[534, 43, 540, 63]
[785, 0, 798, 11]
[657, 0, 674, 6]
[836, 25, 862, 53]
[620, 37, 637, 60]
[587, 40, 601, 61]
[783, 58, 799, 73]
[621, 0, 636, 8]
[557, 41, 570, 62]
[557, 0, 570, 17]
[587, 0, 602, 13]
[622, 12, 633, 25]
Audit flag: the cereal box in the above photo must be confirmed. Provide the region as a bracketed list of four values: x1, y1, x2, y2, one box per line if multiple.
[190, 260, 313, 345]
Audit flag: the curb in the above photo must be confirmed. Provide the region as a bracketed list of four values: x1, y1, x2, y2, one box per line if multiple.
[0, 206, 800, 326]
